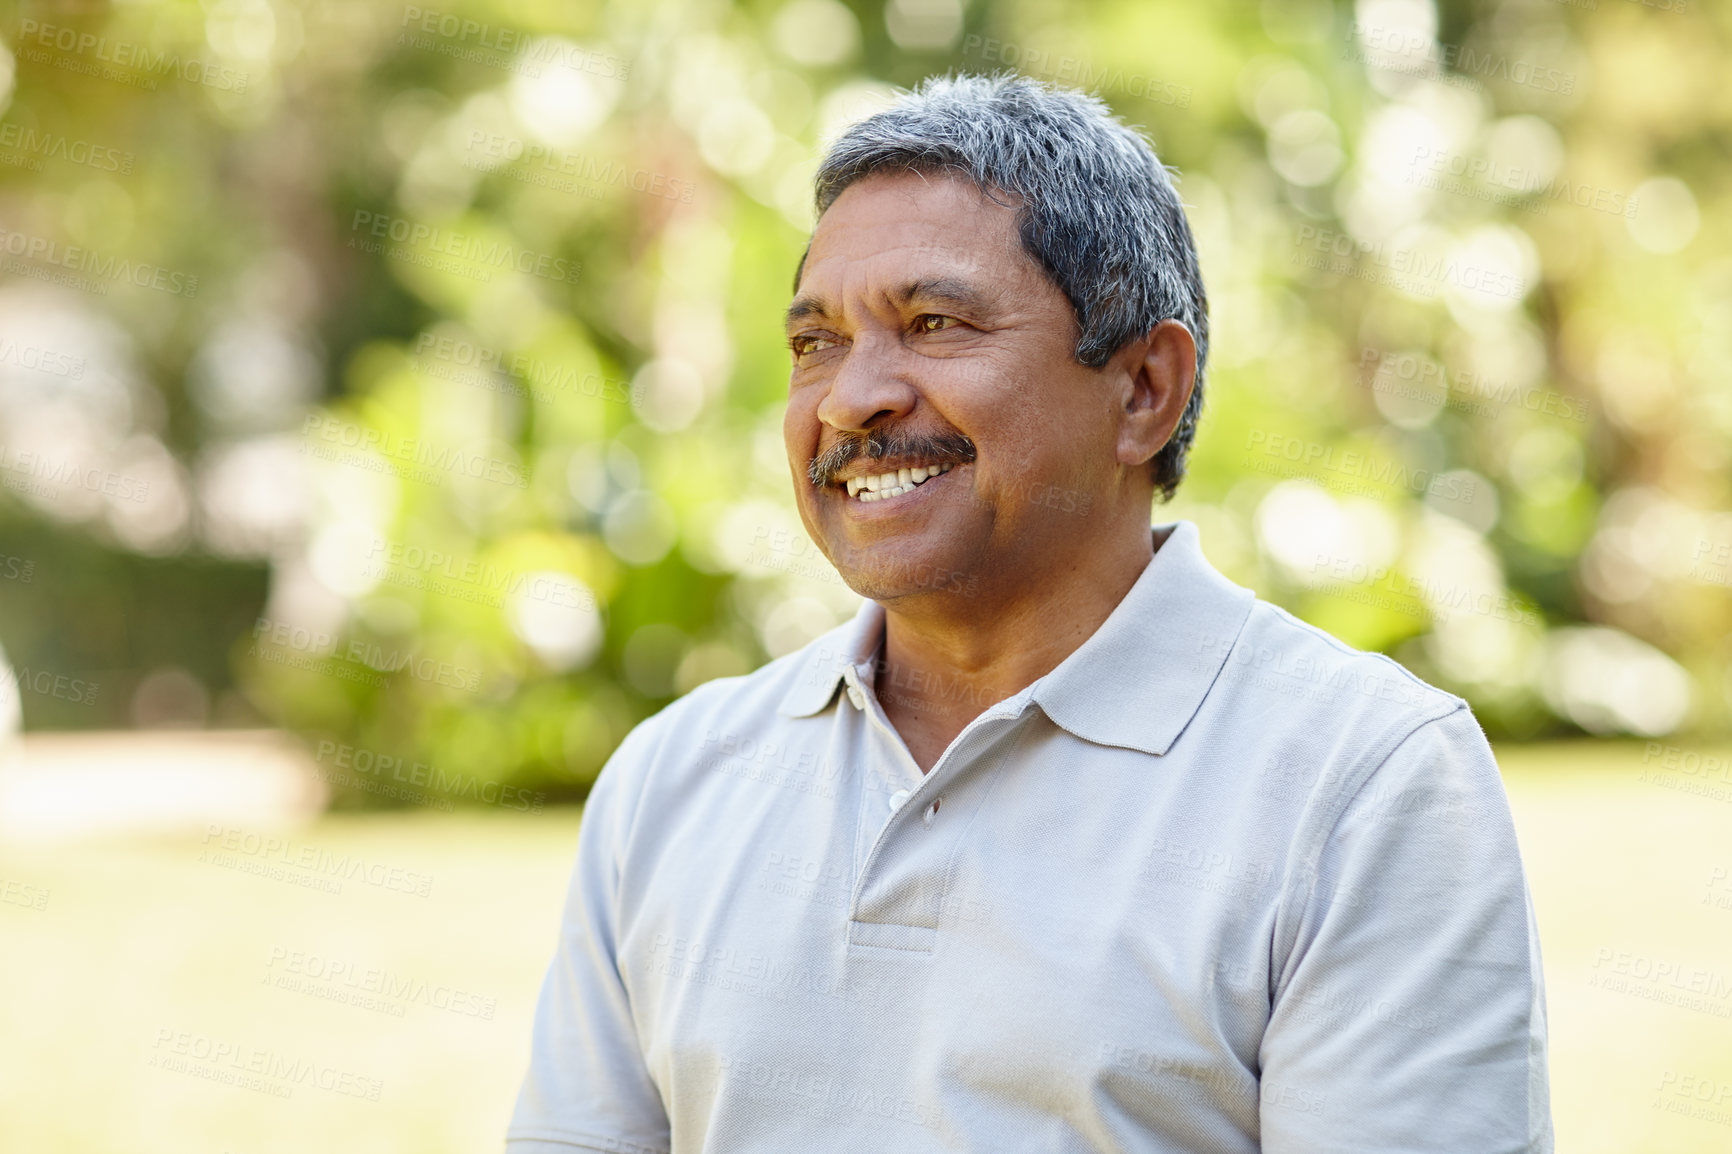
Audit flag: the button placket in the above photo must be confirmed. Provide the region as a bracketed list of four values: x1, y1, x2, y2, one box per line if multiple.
[845, 681, 910, 902]
[848, 707, 1031, 939]
[845, 663, 924, 815]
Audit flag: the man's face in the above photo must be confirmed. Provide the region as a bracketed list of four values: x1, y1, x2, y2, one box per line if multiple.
[783, 170, 1127, 605]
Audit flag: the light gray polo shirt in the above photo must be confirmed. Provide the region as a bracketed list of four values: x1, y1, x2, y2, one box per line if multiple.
[507, 520, 1552, 1153]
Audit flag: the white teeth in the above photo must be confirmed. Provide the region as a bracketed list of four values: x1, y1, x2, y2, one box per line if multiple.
[845, 461, 959, 502]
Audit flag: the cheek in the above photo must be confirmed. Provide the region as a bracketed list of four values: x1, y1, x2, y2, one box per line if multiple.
[783, 397, 831, 495]
[783, 392, 817, 451]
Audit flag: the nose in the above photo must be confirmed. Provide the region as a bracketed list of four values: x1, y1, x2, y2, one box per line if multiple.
[816, 333, 919, 434]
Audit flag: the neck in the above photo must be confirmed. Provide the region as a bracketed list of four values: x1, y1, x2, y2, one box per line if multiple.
[873, 523, 1164, 772]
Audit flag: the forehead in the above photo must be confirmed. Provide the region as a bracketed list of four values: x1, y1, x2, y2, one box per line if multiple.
[798, 170, 1031, 297]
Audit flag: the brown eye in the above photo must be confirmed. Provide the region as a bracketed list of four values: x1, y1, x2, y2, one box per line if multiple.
[790, 334, 838, 356]
[915, 314, 954, 333]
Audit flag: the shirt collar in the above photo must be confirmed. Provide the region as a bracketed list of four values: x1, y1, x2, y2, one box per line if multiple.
[778, 593, 887, 720]
[777, 520, 1256, 756]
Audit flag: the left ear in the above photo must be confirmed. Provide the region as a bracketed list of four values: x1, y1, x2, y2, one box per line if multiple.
[1114, 319, 1197, 469]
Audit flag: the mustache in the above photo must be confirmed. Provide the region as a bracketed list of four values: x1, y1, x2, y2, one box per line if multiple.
[808, 427, 977, 487]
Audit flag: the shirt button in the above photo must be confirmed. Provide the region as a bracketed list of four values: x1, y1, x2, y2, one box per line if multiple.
[846, 685, 865, 710]
[888, 789, 911, 813]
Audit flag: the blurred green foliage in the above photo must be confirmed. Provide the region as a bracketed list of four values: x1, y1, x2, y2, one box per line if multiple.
[0, 0, 1728, 805]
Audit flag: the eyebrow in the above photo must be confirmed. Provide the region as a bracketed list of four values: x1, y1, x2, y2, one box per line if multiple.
[784, 295, 830, 328]
[784, 276, 996, 331]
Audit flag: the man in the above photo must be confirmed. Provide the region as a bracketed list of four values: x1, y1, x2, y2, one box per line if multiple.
[507, 74, 1552, 1152]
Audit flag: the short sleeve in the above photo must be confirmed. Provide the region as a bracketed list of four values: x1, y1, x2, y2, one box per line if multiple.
[1259, 706, 1553, 1153]
[506, 721, 672, 1154]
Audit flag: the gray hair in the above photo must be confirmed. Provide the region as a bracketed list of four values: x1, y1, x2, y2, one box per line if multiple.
[803, 72, 1209, 501]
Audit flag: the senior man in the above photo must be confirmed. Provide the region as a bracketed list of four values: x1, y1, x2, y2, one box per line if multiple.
[508, 74, 1552, 1153]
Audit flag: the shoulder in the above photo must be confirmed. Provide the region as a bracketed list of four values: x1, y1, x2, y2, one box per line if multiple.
[1204, 597, 1499, 838]
[593, 639, 835, 794]
[1228, 598, 1515, 844]
[583, 638, 847, 858]
[1223, 597, 1465, 739]
[641, 643, 827, 749]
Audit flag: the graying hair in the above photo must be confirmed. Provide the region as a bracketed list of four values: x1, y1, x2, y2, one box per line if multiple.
[803, 72, 1209, 501]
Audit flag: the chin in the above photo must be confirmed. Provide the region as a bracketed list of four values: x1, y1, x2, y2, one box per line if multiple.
[831, 548, 977, 603]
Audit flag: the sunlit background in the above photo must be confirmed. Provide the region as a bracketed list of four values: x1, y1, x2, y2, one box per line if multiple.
[0, 0, 1729, 1149]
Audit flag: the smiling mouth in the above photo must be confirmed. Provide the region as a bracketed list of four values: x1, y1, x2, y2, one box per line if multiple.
[841, 462, 956, 503]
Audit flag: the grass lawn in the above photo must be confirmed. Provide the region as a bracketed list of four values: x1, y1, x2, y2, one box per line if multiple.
[1, 739, 1728, 1150]
[1499, 740, 1732, 1150]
